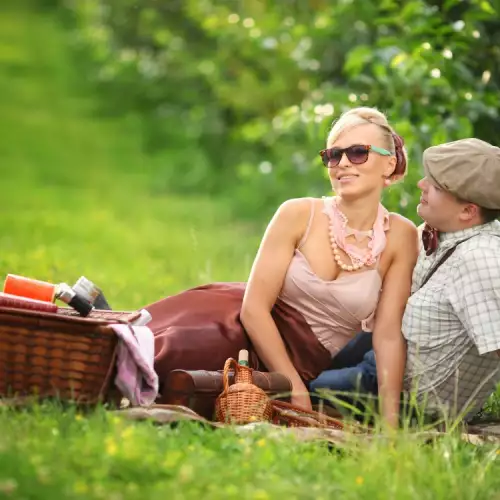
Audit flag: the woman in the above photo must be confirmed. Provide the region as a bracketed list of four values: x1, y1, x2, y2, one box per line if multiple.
[146, 106, 418, 428]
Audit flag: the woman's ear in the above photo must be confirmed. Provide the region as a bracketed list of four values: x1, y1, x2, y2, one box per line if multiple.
[383, 156, 397, 179]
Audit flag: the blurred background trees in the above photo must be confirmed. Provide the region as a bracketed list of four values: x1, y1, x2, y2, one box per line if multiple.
[49, 0, 500, 222]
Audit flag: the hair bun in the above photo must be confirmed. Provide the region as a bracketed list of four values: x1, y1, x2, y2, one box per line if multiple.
[392, 132, 407, 176]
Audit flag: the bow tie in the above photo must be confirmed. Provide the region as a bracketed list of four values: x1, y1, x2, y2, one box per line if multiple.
[422, 224, 439, 255]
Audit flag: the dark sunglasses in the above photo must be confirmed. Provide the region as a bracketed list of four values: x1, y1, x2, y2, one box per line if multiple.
[319, 144, 392, 167]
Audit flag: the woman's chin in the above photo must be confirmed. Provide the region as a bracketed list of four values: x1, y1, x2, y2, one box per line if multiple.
[332, 182, 364, 199]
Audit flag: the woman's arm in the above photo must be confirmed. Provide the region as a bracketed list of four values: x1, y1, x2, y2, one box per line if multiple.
[372, 216, 419, 428]
[240, 198, 312, 410]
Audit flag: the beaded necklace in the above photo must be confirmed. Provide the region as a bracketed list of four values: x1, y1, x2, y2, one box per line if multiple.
[329, 197, 385, 271]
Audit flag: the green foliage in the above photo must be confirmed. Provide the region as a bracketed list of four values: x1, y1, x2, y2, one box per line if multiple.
[57, 0, 500, 220]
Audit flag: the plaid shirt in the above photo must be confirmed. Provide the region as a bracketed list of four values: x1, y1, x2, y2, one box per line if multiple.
[402, 220, 500, 420]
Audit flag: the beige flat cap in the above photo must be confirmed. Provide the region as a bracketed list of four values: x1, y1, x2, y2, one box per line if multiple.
[423, 138, 500, 209]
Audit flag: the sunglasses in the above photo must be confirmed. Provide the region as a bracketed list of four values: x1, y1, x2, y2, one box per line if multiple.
[319, 144, 393, 167]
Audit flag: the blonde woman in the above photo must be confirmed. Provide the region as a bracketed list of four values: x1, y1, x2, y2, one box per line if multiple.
[148, 106, 418, 428]
[239, 107, 418, 427]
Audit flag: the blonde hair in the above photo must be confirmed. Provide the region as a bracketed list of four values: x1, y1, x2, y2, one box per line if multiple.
[327, 107, 408, 177]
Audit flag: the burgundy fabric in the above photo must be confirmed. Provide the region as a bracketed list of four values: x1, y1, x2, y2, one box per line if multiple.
[422, 223, 439, 255]
[143, 282, 332, 403]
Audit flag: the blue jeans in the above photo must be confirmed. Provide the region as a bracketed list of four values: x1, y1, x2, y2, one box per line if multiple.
[309, 334, 448, 426]
[308, 332, 378, 407]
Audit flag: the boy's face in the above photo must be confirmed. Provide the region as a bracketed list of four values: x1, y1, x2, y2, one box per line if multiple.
[417, 177, 467, 231]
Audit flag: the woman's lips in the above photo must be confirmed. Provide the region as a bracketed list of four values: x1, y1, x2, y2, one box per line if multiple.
[337, 175, 358, 184]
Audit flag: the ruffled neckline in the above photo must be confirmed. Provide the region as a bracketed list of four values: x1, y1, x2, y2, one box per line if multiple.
[322, 196, 390, 265]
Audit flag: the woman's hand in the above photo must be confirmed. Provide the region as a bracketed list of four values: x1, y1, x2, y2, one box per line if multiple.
[290, 380, 313, 411]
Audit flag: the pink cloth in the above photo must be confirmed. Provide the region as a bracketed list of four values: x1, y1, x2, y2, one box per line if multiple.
[110, 324, 159, 406]
[328, 195, 389, 265]
[278, 197, 390, 356]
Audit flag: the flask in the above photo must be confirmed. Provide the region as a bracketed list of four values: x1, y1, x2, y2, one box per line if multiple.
[55, 283, 94, 317]
[72, 276, 111, 310]
[238, 349, 249, 367]
[4, 274, 94, 317]
[3, 274, 57, 303]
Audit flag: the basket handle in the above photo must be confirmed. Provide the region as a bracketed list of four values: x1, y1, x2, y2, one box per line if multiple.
[222, 357, 255, 392]
[222, 357, 238, 393]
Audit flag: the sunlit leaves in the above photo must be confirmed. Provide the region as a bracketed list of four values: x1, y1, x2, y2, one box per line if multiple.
[66, 0, 500, 220]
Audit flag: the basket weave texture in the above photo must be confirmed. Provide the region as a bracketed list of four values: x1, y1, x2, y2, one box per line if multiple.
[215, 358, 273, 424]
[271, 400, 346, 430]
[0, 306, 140, 405]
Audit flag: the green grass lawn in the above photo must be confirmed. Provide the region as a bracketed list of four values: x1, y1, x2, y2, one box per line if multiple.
[0, 1, 498, 498]
[1, 403, 499, 500]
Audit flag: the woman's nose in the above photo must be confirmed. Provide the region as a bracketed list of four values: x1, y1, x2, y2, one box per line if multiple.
[329, 158, 348, 169]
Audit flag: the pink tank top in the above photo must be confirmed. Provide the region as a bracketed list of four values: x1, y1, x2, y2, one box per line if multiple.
[278, 197, 390, 356]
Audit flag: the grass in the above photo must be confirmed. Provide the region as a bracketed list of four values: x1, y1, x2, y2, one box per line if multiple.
[0, 403, 499, 500]
[0, 1, 498, 498]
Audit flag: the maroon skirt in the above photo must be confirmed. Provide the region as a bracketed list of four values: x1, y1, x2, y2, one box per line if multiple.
[143, 282, 331, 403]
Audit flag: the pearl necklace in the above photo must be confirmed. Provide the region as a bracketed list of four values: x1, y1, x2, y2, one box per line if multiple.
[329, 199, 376, 272]
[331, 239, 373, 272]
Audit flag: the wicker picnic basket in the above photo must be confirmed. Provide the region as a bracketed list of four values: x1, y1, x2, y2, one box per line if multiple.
[0, 305, 141, 406]
[215, 357, 273, 424]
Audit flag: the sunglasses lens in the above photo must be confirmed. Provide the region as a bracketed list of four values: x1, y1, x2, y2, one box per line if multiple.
[346, 146, 369, 164]
[321, 148, 341, 167]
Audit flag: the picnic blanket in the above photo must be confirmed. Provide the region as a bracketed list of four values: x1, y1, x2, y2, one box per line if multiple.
[113, 403, 500, 447]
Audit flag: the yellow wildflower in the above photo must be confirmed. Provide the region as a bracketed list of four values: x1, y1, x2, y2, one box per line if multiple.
[105, 436, 117, 456]
[253, 490, 269, 500]
[120, 426, 134, 440]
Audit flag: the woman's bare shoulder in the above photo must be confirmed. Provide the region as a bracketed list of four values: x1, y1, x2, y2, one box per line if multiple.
[269, 197, 322, 242]
[388, 212, 418, 237]
[386, 212, 419, 260]
[274, 197, 320, 221]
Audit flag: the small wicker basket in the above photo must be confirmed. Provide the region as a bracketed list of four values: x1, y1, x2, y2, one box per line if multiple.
[0, 305, 140, 406]
[215, 357, 273, 424]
